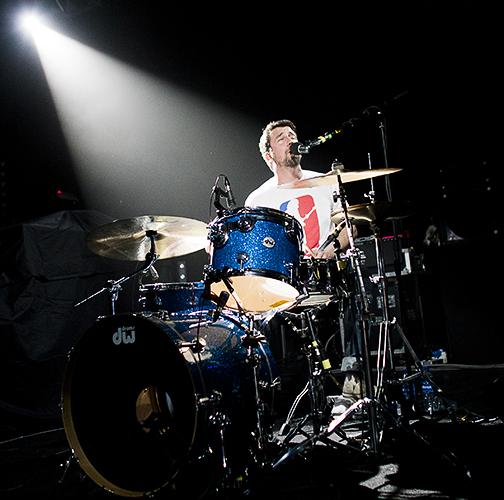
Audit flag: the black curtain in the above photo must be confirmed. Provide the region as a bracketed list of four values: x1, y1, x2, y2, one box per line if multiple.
[0, 210, 138, 419]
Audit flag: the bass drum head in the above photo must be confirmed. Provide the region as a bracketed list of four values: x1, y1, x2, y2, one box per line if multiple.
[61, 314, 198, 497]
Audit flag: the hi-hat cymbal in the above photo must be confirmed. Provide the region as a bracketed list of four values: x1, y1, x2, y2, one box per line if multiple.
[280, 167, 402, 189]
[331, 201, 414, 225]
[86, 215, 209, 261]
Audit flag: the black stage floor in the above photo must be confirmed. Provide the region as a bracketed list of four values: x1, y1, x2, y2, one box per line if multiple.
[1, 364, 503, 500]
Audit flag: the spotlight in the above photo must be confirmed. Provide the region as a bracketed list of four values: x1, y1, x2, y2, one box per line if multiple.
[20, 12, 44, 33]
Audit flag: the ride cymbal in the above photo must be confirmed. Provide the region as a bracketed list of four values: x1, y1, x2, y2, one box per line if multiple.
[331, 201, 414, 225]
[280, 167, 402, 189]
[85, 215, 208, 261]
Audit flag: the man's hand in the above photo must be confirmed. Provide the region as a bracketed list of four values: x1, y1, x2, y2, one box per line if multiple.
[313, 225, 357, 259]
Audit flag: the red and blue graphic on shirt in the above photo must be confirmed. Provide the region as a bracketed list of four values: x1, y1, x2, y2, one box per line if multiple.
[280, 195, 320, 252]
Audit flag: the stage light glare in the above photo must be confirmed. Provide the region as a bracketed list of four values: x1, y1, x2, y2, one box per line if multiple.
[25, 16, 261, 225]
[20, 12, 43, 33]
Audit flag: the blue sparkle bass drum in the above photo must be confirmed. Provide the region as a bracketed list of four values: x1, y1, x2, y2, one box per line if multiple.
[207, 207, 303, 313]
[61, 311, 279, 498]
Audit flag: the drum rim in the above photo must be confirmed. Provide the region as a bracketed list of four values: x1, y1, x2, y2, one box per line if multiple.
[226, 267, 299, 285]
[139, 282, 205, 291]
[216, 206, 302, 231]
[61, 313, 198, 497]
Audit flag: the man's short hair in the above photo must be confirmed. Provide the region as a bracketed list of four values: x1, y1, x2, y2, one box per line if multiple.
[258, 119, 297, 164]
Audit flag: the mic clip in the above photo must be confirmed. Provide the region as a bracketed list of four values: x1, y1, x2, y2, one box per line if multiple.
[212, 175, 236, 216]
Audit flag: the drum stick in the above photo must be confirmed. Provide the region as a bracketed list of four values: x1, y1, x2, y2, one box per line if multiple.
[303, 243, 317, 258]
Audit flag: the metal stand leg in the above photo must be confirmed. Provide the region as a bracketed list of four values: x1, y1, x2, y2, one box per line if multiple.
[276, 309, 332, 441]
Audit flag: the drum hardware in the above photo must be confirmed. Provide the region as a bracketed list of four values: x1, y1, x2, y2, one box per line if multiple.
[203, 266, 246, 318]
[386, 318, 452, 415]
[206, 390, 233, 471]
[337, 189, 454, 422]
[272, 161, 384, 467]
[176, 337, 207, 354]
[322, 186, 454, 455]
[211, 174, 237, 217]
[332, 162, 380, 451]
[274, 308, 334, 447]
[75, 238, 160, 314]
[202, 255, 280, 444]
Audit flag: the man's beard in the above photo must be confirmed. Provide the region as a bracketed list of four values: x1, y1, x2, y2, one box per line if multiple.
[282, 153, 302, 168]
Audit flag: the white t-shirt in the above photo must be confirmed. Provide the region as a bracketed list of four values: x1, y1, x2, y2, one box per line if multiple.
[245, 170, 340, 253]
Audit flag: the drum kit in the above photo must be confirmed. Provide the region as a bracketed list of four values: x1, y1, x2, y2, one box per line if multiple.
[60, 164, 449, 498]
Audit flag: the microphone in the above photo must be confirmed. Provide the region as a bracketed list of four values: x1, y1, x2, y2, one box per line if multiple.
[290, 128, 344, 156]
[289, 142, 311, 155]
[318, 220, 347, 253]
[224, 177, 236, 208]
[212, 290, 230, 322]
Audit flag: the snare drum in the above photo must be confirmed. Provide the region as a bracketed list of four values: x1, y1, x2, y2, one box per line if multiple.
[207, 207, 303, 313]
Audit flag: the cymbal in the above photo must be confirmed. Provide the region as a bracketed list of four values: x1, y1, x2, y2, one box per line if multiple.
[280, 167, 402, 189]
[86, 215, 209, 261]
[331, 201, 414, 225]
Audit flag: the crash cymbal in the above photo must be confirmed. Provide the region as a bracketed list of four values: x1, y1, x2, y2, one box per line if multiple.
[86, 215, 209, 261]
[280, 167, 402, 189]
[331, 201, 414, 225]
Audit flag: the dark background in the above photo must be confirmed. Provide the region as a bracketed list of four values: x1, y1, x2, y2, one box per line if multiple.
[0, 1, 501, 418]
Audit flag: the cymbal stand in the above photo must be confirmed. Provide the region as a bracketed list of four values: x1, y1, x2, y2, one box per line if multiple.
[74, 231, 160, 314]
[272, 162, 381, 468]
[369, 220, 396, 400]
[331, 163, 380, 456]
[359, 198, 455, 423]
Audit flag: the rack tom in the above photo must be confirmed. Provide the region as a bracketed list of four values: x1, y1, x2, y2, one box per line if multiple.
[207, 207, 302, 313]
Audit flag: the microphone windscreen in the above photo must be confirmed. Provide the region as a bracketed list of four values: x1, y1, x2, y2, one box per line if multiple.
[289, 142, 304, 155]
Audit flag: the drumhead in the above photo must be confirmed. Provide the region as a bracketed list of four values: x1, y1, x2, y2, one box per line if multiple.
[61, 314, 197, 497]
[211, 275, 300, 313]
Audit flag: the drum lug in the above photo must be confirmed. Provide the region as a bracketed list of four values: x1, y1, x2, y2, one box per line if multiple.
[287, 262, 295, 283]
[236, 251, 249, 269]
[236, 215, 255, 232]
[208, 223, 228, 249]
[177, 338, 207, 354]
[138, 293, 147, 309]
[197, 396, 210, 410]
[197, 390, 223, 410]
[285, 218, 301, 245]
[209, 411, 231, 428]
[270, 376, 282, 390]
